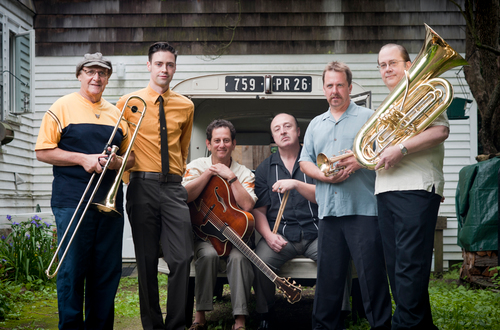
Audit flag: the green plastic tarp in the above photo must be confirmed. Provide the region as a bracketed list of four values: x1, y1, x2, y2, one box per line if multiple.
[456, 156, 499, 252]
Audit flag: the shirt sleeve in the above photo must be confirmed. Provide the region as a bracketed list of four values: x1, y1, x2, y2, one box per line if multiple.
[430, 110, 450, 128]
[237, 167, 258, 203]
[35, 109, 61, 151]
[182, 158, 205, 187]
[299, 119, 316, 164]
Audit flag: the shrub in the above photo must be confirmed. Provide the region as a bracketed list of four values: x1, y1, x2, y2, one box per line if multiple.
[0, 215, 57, 285]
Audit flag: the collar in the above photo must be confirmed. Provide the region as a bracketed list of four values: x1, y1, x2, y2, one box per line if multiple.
[146, 84, 171, 104]
[320, 100, 359, 122]
[269, 146, 302, 174]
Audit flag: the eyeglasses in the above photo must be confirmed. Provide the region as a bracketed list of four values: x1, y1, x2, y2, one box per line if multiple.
[82, 69, 108, 78]
[377, 60, 406, 70]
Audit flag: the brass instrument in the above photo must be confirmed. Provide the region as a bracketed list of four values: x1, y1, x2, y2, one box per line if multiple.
[45, 96, 147, 279]
[316, 24, 468, 173]
[351, 23, 468, 169]
[317, 152, 351, 176]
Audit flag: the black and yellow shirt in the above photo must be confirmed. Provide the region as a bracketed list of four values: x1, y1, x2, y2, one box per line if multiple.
[36, 92, 130, 208]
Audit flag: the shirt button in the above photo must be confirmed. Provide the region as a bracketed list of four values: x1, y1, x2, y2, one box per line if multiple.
[334, 138, 337, 141]
[335, 192, 337, 194]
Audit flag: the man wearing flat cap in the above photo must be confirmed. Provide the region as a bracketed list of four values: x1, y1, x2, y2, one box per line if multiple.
[36, 52, 135, 329]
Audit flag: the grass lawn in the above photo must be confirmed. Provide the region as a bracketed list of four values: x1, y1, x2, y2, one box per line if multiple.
[1, 269, 500, 330]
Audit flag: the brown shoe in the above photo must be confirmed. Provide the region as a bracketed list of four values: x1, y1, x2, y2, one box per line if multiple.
[189, 322, 207, 330]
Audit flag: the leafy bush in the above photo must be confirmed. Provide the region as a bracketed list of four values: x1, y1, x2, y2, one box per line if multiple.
[0, 215, 57, 284]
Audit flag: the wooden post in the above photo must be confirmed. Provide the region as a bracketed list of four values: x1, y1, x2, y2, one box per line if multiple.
[434, 216, 447, 273]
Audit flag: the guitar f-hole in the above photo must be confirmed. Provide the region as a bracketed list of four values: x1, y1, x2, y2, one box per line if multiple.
[214, 186, 228, 212]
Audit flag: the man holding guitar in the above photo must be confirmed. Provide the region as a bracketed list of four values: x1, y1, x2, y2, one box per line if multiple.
[183, 119, 257, 330]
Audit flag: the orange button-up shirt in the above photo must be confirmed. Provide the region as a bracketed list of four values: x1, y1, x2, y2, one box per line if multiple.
[117, 84, 194, 181]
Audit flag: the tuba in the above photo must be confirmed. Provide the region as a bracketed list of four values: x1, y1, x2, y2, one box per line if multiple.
[350, 23, 468, 169]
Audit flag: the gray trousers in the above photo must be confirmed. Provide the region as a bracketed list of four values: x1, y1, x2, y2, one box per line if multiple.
[253, 235, 352, 314]
[194, 239, 254, 316]
[127, 178, 194, 330]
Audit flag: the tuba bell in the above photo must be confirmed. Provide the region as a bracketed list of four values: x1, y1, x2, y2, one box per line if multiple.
[350, 23, 468, 169]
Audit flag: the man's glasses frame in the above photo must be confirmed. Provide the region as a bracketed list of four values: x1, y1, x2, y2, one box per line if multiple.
[377, 60, 406, 70]
[82, 68, 109, 78]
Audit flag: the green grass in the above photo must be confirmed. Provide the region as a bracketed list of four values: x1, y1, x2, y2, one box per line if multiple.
[1, 269, 500, 329]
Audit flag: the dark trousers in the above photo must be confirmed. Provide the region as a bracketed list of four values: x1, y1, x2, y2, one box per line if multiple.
[53, 207, 124, 330]
[127, 178, 194, 330]
[377, 190, 441, 330]
[312, 215, 392, 330]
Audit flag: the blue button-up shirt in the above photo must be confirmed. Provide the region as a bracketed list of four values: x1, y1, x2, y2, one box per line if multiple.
[299, 101, 378, 219]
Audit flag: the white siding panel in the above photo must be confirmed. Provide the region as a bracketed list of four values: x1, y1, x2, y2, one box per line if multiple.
[0, 53, 476, 267]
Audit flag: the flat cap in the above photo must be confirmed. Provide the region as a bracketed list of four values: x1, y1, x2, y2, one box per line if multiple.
[76, 52, 112, 78]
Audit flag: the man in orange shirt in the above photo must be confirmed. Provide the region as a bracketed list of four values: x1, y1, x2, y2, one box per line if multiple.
[117, 42, 194, 330]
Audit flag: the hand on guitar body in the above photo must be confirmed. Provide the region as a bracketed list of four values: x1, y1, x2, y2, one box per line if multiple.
[209, 162, 234, 180]
[209, 163, 255, 212]
[190, 176, 302, 304]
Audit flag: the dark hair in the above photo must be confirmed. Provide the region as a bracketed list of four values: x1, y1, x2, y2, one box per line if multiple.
[322, 61, 352, 86]
[148, 42, 178, 62]
[206, 119, 236, 141]
[377, 43, 411, 64]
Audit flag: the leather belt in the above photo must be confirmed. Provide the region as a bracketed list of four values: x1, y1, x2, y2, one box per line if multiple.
[130, 171, 182, 183]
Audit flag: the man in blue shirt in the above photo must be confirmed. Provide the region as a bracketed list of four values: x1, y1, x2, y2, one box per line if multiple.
[300, 61, 392, 330]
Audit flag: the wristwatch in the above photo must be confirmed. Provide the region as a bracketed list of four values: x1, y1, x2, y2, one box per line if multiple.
[228, 177, 237, 185]
[398, 143, 408, 156]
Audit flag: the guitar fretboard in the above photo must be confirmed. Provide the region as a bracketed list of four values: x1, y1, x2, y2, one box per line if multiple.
[198, 201, 278, 283]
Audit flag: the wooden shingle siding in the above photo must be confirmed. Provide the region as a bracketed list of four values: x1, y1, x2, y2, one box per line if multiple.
[33, 0, 466, 56]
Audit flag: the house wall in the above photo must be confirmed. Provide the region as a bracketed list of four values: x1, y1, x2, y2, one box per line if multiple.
[33, 0, 466, 56]
[0, 0, 36, 220]
[0, 0, 475, 268]
[30, 53, 476, 268]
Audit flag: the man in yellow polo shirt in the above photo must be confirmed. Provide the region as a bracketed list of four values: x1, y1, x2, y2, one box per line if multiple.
[117, 42, 194, 330]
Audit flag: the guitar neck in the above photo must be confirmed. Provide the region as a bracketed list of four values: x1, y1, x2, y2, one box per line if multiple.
[220, 225, 278, 283]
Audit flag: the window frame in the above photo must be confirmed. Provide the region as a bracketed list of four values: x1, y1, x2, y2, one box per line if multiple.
[1, 13, 35, 121]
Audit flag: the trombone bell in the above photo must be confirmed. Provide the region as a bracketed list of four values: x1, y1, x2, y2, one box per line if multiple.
[44, 95, 147, 279]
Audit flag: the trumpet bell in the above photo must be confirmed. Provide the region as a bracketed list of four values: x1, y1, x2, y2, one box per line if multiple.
[317, 152, 345, 177]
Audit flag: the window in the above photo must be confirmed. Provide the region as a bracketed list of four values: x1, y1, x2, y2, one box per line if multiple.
[10, 31, 32, 114]
[1, 13, 34, 119]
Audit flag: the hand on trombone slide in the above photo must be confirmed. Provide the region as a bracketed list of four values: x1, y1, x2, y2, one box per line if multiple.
[97, 146, 123, 171]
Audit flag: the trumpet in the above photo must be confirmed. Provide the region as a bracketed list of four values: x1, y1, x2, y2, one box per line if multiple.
[45, 96, 147, 279]
[317, 152, 351, 176]
[316, 24, 467, 171]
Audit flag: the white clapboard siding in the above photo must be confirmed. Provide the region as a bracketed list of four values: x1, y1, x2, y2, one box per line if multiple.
[0, 2, 36, 218]
[2, 53, 478, 268]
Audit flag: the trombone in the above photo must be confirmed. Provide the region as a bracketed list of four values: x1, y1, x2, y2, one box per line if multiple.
[45, 96, 147, 279]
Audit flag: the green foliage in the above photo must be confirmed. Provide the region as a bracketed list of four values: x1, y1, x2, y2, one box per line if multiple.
[429, 271, 500, 330]
[114, 274, 169, 318]
[490, 266, 500, 287]
[0, 279, 56, 322]
[0, 215, 58, 284]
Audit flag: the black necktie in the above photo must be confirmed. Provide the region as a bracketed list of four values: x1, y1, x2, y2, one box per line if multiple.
[158, 96, 169, 175]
